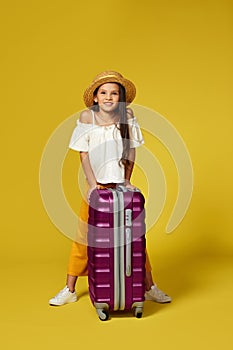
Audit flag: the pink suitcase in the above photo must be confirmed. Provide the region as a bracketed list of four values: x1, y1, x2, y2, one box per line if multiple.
[88, 186, 146, 320]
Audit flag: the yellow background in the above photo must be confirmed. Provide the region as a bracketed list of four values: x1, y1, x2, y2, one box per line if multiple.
[1, 0, 232, 349]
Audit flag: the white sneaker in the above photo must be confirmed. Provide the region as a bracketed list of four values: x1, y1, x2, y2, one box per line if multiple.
[49, 286, 77, 306]
[145, 285, 172, 303]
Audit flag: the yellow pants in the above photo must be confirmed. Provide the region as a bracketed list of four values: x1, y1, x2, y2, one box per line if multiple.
[67, 187, 152, 276]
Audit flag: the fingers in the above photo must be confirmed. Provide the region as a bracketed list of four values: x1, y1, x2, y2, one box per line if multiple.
[87, 186, 97, 203]
[87, 185, 102, 202]
[125, 183, 136, 191]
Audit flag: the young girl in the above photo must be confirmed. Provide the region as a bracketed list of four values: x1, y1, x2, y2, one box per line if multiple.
[49, 71, 171, 306]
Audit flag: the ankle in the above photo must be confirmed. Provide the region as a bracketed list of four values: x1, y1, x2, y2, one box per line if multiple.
[145, 284, 152, 292]
[66, 275, 78, 293]
[145, 283, 157, 292]
[66, 285, 75, 293]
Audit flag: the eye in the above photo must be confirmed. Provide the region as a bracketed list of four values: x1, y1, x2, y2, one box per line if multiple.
[100, 91, 106, 94]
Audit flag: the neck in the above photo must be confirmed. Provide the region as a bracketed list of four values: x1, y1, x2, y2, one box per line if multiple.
[97, 108, 116, 119]
[95, 109, 119, 124]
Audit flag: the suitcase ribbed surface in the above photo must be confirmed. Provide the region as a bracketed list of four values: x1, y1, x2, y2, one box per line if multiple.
[88, 188, 146, 312]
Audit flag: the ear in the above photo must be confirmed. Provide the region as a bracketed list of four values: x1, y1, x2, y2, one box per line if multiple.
[94, 97, 98, 103]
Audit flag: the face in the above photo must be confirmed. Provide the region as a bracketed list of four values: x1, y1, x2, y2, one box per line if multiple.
[94, 83, 120, 113]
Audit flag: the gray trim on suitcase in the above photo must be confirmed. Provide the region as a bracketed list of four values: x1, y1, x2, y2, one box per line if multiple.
[125, 208, 132, 227]
[125, 227, 132, 277]
[125, 207, 132, 277]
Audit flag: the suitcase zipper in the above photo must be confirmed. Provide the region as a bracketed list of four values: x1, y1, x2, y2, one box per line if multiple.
[111, 189, 120, 311]
[117, 190, 125, 311]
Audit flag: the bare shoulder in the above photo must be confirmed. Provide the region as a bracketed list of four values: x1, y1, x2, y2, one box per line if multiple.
[79, 109, 93, 123]
[126, 107, 135, 119]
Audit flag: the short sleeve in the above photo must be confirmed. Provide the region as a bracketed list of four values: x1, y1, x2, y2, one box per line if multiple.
[68, 120, 91, 152]
[128, 117, 144, 148]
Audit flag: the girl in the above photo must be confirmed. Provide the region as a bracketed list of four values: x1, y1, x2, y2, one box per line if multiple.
[49, 71, 171, 306]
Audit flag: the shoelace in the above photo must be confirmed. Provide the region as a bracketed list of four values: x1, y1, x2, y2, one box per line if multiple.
[55, 288, 69, 299]
[151, 287, 168, 298]
[156, 289, 166, 296]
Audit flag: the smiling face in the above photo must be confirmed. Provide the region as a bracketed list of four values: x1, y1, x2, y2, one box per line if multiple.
[94, 83, 120, 113]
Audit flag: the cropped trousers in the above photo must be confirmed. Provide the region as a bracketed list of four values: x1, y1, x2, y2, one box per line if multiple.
[67, 184, 152, 276]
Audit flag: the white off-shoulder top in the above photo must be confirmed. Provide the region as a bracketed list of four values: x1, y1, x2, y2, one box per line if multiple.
[69, 110, 144, 184]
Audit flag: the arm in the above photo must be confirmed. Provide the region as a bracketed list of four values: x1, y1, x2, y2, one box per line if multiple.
[80, 151, 97, 188]
[124, 148, 136, 189]
[124, 107, 137, 189]
[80, 151, 101, 201]
[78, 110, 101, 199]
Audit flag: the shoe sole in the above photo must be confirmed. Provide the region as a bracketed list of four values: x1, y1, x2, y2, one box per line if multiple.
[49, 298, 77, 306]
[145, 297, 172, 303]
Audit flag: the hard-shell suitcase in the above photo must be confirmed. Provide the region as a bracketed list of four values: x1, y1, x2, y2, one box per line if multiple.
[87, 186, 146, 321]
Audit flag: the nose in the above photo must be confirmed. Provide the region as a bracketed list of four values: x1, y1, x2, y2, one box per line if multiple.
[105, 92, 112, 100]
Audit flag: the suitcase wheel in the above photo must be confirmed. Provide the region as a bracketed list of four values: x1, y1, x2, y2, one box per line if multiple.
[134, 307, 143, 318]
[96, 308, 109, 321]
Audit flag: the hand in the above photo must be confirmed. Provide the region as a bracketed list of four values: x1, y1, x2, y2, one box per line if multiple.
[124, 181, 137, 191]
[87, 184, 101, 203]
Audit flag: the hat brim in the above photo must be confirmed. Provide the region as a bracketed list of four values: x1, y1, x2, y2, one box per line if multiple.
[83, 75, 136, 107]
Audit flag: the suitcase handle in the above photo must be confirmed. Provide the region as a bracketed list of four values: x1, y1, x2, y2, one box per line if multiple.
[117, 184, 140, 192]
[126, 228, 132, 277]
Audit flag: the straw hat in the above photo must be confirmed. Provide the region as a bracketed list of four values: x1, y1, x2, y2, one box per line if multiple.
[83, 71, 136, 107]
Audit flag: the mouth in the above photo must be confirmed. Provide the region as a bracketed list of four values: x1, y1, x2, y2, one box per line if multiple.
[103, 102, 114, 106]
